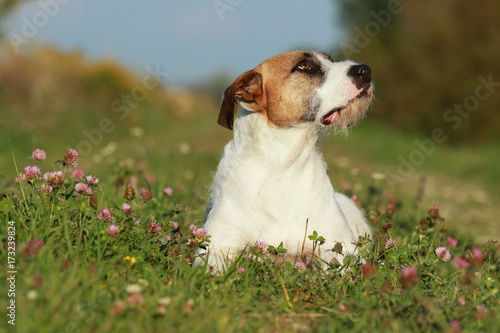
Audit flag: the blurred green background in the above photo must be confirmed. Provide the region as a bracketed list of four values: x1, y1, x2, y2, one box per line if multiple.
[1, 0, 499, 241]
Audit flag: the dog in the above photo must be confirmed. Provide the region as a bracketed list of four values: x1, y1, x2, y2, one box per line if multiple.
[195, 51, 373, 272]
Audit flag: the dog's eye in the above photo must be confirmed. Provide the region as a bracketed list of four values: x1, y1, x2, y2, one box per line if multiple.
[297, 60, 312, 71]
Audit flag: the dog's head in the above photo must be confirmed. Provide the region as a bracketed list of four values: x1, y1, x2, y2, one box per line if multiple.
[218, 51, 373, 132]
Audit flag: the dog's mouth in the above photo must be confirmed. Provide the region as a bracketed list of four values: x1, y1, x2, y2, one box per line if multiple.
[321, 88, 372, 125]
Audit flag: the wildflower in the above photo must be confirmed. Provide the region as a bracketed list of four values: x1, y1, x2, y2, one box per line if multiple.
[107, 224, 119, 237]
[71, 169, 84, 179]
[420, 219, 429, 229]
[341, 181, 352, 192]
[186, 238, 198, 247]
[446, 236, 458, 248]
[15, 173, 28, 183]
[399, 266, 418, 288]
[126, 285, 144, 305]
[123, 256, 137, 265]
[338, 302, 349, 314]
[110, 300, 127, 316]
[156, 297, 171, 315]
[31, 272, 43, 287]
[351, 194, 361, 206]
[75, 182, 92, 195]
[169, 221, 179, 231]
[371, 172, 385, 180]
[386, 203, 395, 214]
[156, 304, 167, 315]
[62, 148, 79, 167]
[179, 142, 191, 154]
[163, 187, 173, 196]
[470, 247, 484, 267]
[97, 208, 114, 222]
[295, 261, 307, 270]
[475, 305, 488, 321]
[452, 257, 470, 269]
[254, 240, 268, 254]
[24, 166, 41, 180]
[20, 238, 44, 257]
[137, 278, 149, 287]
[435, 247, 452, 261]
[39, 184, 53, 194]
[86, 175, 99, 185]
[124, 183, 135, 200]
[237, 267, 246, 274]
[184, 298, 194, 314]
[382, 223, 393, 232]
[147, 221, 164, 234]
[332, 242, 343, 254]
[428, 204, 444, 222]
[448, 321, 461, 333]
[44, 171, 64, 187]
[27, 290, 38, 300]
[385, 238, 396, 249]
[362, 262, 378, 278]
[31, 148, 46, 161]
[188, 225, 209, 245]
[130, 127, 144, 137]
[140, 187, 153, 200]
[193, 227, 208, 240]
[457, 297, 466, 306]
[158, 297, 171, 306]
[121, 203, 132, 215]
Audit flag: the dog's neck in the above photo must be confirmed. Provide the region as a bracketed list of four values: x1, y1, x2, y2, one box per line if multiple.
[232, 109, 323, 169]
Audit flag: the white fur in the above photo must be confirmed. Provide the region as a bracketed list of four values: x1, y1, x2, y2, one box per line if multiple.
[315, 60, 363, 120]
[195, 53, 372, 272]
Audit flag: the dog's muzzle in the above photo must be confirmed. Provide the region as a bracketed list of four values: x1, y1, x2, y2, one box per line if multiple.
[320, 64, 372, 126]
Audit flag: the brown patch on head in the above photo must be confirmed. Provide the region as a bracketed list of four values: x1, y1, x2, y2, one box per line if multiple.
[218, 51, 328, 129]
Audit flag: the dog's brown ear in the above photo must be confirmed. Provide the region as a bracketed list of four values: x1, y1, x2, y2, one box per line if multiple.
[218, 70, 263, 130]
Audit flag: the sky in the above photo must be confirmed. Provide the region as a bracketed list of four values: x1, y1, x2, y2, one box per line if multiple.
[4, 0, 343, 86]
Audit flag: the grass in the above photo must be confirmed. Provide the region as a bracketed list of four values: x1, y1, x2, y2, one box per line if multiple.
[318, 121, 500, 243]
[326, 121, 500, 197]
[1, 46, 498, 332]
[1, 135, 499, 332]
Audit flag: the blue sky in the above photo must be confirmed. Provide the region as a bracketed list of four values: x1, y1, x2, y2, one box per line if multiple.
[5, 0, 343, 86]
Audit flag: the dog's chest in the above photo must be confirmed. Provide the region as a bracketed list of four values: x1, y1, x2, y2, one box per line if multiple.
[216, 139, 333, 221]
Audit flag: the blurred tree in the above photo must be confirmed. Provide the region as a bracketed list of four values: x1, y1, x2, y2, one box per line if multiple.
[0, 0, 24, 14]
[0, 0, 27, 22]
[0, 0, 31, 39]
[336, 0, 500, 145]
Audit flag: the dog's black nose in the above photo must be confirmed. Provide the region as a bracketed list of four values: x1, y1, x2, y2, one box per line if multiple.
[348, 64, 371, 89]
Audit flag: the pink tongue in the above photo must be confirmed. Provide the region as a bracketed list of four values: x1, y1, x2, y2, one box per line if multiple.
[324, 111, 338, 124]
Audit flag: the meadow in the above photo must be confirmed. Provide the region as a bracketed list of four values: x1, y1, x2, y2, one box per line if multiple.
[1, 48, 499, 332]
